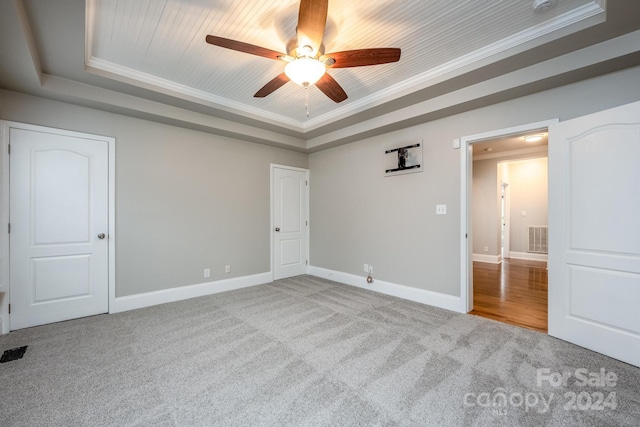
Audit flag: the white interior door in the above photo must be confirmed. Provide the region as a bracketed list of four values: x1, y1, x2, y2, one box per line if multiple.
[549, 100, 640, 367]
[272, 166, 308, 280]
[10, 126, 109, 330]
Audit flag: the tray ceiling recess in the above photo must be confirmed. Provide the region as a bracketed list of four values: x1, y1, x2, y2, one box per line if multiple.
[85, 0, 606, 131]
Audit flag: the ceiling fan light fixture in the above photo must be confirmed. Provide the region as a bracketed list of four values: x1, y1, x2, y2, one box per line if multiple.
[285, 57, 326, 87]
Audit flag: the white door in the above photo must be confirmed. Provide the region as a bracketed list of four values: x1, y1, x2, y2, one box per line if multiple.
[10, 126, 109, 330]
[272, 166, 308, 280]
[548, 100, 640, 367]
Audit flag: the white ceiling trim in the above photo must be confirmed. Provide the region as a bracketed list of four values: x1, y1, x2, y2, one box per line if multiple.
[306, 29, 640, 150]
[84, 56, 303, 130]
[303, 1, 606, 129]
[39, 73, 308, 150]
[83, 0, 301, 131]
[32, 28, 640, 154]
[84, 0, 605, 133]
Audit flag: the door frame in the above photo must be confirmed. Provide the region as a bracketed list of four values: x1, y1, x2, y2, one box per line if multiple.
[0, 121, 116, 334]
[270, 164, 309, 281]
[459, 119, 557, 313]
[501, 180, 510, 259]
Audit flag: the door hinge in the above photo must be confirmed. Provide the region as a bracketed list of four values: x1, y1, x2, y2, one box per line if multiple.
[465, 233, 468, 238]
[306, 260, 308, 265]
[305, 180, 308, 186]
[7, 144, 10, 155]
[7, 223, 10, 233]
[306, 220, 308, 226]
[8, 304, 10, 314]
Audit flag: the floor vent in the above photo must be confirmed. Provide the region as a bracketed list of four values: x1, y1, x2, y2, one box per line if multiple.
[528, 226, 548, 254]
[0, 346, 28, 363]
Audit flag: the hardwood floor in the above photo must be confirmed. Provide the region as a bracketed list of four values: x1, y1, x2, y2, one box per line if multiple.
[470, 258, 548, 333]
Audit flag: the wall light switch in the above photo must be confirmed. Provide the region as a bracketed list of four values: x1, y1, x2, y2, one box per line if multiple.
[522, 211, 527, 217]
[436, 204, 447, 215]
[204, 268, 211, 278]
[364, 264, 369, 273]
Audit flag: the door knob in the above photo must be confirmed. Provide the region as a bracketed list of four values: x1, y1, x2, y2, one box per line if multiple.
[275, 227, 280, 232]
[98, 233, 106, 239]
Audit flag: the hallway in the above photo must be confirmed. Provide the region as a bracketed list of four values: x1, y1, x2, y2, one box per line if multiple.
[470, 258, 548, 333]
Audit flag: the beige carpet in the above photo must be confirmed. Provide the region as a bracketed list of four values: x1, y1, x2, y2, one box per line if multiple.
[1, 275, 639, 426]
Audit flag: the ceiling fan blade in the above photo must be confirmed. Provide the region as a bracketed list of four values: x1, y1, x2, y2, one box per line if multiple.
[254, 73, 290, 98]
[206, 35, 285, 60]
[323, 48, 401, 68]
[297, 0, 328, 54]
[315, 73, 347, 103]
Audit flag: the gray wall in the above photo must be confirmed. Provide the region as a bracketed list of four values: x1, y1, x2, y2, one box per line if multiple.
[3, 64, 640, 301]
[472, 159, 501, 257]
[309, 131, 460, 295]
[309, 65, 640, 297]
[471, 156, 548, 257]
[0, 90, 307, 297]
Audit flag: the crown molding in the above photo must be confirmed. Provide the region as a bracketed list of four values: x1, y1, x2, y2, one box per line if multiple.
[84, 0, 605, 134]
[303, 1, 606, 131]
[85, 57, 304, 132]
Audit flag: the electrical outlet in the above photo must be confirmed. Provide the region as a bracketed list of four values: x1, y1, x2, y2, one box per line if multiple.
[225, 265, 231, 273]
[364, 264, 369, 273]
[484, 246, 489, 252]
[204, 268, 211, 278]
[436, 204, 447, 215]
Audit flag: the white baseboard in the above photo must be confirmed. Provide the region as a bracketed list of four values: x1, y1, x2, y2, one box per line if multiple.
[308, 266, 465, 313]
[0, 292, 7, 334]
[472, 253, 502, 264]
[508, 251, 548, 262]
[110, 272, 272, 314]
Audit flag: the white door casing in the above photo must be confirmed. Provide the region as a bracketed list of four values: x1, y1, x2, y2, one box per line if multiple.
[7, 123, 112, 330]
[501, 180, 511, 259]
[548, 101, 640, 367]
[272, 165, 309, 280]
[460, 120, 556, 313]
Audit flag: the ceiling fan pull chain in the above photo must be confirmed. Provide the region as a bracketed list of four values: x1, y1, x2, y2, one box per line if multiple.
[305, 84, 310, 117]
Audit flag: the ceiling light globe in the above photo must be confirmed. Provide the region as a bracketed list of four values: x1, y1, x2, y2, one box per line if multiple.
[285, 57, 326, 87]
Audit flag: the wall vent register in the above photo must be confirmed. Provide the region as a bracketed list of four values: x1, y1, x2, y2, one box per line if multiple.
[528, 226, 548, 253]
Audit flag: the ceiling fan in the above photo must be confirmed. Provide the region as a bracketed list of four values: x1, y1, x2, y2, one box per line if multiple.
[205, 0, 401, 103]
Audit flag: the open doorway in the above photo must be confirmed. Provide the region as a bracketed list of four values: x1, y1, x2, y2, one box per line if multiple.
[460, 122, 552, 332]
